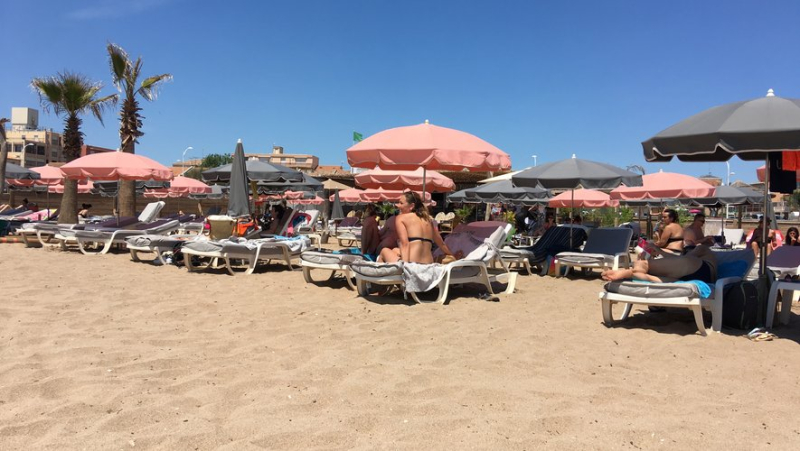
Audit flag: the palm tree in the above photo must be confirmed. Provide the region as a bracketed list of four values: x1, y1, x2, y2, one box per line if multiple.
[107, 43, 172, 216]
[31, 72, 117, 224]
[0, 117, 9, 196]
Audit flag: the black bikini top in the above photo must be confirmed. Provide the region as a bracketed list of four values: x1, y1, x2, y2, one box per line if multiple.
[408, 236, 434, 245]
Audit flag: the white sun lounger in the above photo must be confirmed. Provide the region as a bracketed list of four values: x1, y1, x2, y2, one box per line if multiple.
[74, 219, 180, 255]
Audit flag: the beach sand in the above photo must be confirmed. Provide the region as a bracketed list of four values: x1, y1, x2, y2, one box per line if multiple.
[1, 243, 799, 450]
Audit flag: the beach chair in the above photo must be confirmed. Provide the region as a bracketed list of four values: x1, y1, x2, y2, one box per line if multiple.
[351, 223, 516, 304]
[499, 226, 588, 275]
[207, 215, 237, 240]
[555, 227, 633, 277]
[74, 219, 180, 255]
[598, 249, 756, 336]
[126, 234, 200, 265]
[722, 228, 745, 249]
[53, 201, 166, 250]
[221, 236, 311, 275]
[300, 249, 365, 290]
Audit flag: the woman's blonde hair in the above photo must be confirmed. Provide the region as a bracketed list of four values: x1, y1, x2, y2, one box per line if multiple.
[403, 191, 430, 222]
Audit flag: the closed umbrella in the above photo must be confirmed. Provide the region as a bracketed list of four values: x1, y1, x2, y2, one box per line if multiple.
[331, 189, 345, 220]
[642, 89, 800, 273]
[227, 139, 250, 218]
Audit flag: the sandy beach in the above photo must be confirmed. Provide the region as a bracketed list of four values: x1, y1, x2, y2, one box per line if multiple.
[1, 243, 799, 450]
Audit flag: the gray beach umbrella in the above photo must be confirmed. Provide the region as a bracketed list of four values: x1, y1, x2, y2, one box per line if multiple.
[642, 89, 800, 274]
[447, 188, 476, 204]
[513, 155, 642, 247]
[256, 173, 323, 194]
[691, 185, 764, 208]
[202, 159, 304, 183]
[227, 139, 251, 218]
[4, 162, 41, 181]
[465, 179, 551, 204]
[330, 189, 345, 221]
[512, 155, 642, 190]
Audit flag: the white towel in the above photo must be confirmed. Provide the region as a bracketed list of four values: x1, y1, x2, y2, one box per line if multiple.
[402, 262, 447, 293]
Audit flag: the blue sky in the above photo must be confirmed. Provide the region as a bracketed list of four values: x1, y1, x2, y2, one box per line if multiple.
[3, 0, 799, 183]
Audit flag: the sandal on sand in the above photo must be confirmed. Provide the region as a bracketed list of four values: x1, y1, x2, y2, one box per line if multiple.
[747, 328, 776, 342]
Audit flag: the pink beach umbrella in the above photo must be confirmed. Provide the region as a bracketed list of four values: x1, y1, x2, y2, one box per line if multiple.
[60, 151, 173, 181]
[354, 167, 455, 192]
[32, 165, 65, 186]
[548, 189, 618, 208]
[346, 121, 511, 192]
[50, 180, 94, 194]
[143, 176, 211, 198]
[332, 188, 367, 203]
[610, 170, 715, 200]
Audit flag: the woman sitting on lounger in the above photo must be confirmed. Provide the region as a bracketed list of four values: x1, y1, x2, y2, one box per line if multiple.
[602, 244, 723, 284]
[379, 192, 454, 264]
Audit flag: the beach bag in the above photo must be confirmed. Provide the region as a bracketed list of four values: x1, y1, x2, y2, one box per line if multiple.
[722, 281, 760, 330]
[723, 272, 772, 330]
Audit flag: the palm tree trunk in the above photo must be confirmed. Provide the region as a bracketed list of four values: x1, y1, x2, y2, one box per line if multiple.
[118, 138, 137, 217]
[58, 178, 79, 224]
[0, 118, 8, 195]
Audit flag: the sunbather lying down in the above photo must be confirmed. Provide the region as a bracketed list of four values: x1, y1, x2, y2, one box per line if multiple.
[601, 244, 721, 283]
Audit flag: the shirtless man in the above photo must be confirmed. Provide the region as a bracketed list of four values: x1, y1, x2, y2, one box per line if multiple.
[683, 213, 714, 253]
[602, 244, 722, 284]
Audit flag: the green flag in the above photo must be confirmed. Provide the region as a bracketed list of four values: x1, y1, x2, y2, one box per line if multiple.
[353, 131, 363, 142]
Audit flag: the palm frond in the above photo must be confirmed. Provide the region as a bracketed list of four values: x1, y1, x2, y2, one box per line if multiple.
[138, 74, 173, 101]
[31, 77, 66, 115]
[107, 42, 129, 89]
[89, 94, 119, 125]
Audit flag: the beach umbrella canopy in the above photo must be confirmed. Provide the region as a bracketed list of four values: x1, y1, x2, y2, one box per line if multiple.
[189, 184, 224, 200]
[691, 185, 764, 207]
[256, 173, 323, 194]
[347, 121, 512, 172]
[227, 140, 251, 218]
[321, 178, 350, 190]
[609, 170, 715, 200]
[331, 189, 345, 220]
[31, 165, 64, 185]
[360, 188, 433, 204]
[92, 180, 170, 196]
[643, 90, 800, 162]
[60, 151, 173, 181]
[201, 158, 304, 183]
[50, 180, 93, 194]
[447, 188, 476, 204]
[464, 179, 550, 204]
[166, 176, 211, 195]
[549, 189, 618, 208]
[4, 162, 41, 181]
[478, 169, 529, 184]
[333, 188, 367, 204]
[512, 155, 643, 190]
[355, 167, 455, 192]
[616, 197, 684, 208]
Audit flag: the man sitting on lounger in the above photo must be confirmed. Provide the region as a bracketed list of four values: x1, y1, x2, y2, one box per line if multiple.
[601, 244, 721, 284]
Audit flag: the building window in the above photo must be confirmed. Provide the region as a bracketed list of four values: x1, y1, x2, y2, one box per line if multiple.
[37, 146, 45, 155]
[295, 158, 307, 163]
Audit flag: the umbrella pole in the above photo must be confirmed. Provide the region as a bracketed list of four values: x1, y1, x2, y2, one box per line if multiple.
[761, 155, 769, 275]
[569, 188, 575, 249]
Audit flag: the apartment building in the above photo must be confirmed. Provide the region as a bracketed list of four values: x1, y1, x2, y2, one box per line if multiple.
[2, 107, 115, 167]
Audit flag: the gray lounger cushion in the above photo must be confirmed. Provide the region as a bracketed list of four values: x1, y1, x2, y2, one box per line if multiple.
[301, 251, 364, 265]
[350, 261, 404, 278]
[604, 281, 700, 298]
[126, 235, 186, 248]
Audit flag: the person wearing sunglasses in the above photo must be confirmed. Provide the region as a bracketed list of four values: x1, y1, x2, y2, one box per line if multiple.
[683, 213, 715, 254]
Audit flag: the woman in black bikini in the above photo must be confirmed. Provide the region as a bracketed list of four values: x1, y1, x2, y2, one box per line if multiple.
[653, 208, 684, 254]
[378, 192, 453, 264]
[602, 244, 724, 284]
